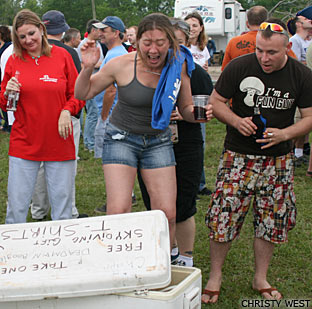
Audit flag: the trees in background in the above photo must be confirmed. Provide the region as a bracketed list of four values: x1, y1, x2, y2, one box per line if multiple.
[0, 0, 311, 34]
[242, 0, 312, 21]
[0, 0, 176, 32]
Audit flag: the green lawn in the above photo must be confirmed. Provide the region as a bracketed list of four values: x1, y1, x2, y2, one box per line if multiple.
[0, 119, 311, 308]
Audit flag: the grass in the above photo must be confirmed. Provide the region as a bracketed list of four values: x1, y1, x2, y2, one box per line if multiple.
[0, 118, 311, 308]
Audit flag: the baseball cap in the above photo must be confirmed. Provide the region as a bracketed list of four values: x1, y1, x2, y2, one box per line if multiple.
[297, 6, 312, 20]
[93, 16, 125, 33]
[42, 10, 70, 35]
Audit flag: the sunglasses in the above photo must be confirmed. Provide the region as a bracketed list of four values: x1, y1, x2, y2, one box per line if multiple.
[259, 22, 289, 37]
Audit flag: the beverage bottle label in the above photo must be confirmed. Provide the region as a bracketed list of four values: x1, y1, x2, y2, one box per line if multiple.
[169, 121, 178, 144]
[252, 106, 266, 140]
[6, 71, 20, 112]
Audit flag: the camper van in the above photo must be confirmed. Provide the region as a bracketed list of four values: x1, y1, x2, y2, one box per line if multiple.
[174, 0, 247, 53]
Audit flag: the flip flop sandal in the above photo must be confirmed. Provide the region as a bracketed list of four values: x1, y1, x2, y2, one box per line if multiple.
[202, 289, 220, 304]
[254, 287, 282, 299]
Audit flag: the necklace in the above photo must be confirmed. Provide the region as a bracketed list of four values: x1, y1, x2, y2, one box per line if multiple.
[143, 70, 161, 76]
[31, 55, 41, 65]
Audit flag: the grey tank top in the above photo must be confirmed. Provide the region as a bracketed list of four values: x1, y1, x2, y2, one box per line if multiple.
[110, 54, 163, 135]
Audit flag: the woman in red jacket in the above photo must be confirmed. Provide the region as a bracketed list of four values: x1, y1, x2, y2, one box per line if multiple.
[0, 9, 83, 223]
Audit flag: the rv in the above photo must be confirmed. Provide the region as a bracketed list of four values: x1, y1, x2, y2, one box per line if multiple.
[174, 0, 247, 52]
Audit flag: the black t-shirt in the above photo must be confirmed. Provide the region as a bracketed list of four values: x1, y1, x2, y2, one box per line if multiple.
[48, 39, 82, 119]
[191, 63, 213, 95]
[215, 53, 312, 156]
[178, 63, 214, 143]
[48, 39, 81, 73]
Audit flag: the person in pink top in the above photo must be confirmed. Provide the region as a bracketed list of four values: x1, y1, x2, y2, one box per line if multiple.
[0, 9, 83, 224]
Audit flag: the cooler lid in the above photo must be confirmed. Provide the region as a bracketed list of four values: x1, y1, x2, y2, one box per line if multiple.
[0, 210, 171, 301]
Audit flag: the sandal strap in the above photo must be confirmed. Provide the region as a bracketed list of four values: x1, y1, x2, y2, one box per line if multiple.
[203, 289, 220, 296]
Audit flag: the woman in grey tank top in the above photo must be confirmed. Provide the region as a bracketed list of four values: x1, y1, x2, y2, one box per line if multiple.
[75, 13, 213, 250]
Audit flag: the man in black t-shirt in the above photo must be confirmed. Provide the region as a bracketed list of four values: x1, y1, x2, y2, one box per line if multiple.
[202, 19, 312, 304]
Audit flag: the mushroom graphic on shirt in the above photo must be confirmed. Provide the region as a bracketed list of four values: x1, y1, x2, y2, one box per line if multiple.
[239, 77, 265, 107]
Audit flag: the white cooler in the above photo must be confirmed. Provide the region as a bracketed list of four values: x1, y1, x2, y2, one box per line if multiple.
[0, 210, 201, 308]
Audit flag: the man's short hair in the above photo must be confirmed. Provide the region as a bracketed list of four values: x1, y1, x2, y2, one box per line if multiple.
[247, 6, 268, 26]
[128, 25, 138, 34]
[86, 19, 100, 34]
[110, 28, 124, 40]
[63, 28, 80, 43]
[259, 18, 288, 44]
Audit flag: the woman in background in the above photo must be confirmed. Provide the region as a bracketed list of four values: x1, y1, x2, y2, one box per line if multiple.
[185, 11, 210, 71]
[0, 25, 12, 132]
[185, 11, 211, 198]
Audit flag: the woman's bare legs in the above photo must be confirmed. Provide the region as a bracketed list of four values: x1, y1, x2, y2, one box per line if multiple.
[140, 166, 177, 248]
[103, 164, 137, 214]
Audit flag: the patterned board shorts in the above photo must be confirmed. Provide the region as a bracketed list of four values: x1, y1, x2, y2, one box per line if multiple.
[205, 150, 296, 244]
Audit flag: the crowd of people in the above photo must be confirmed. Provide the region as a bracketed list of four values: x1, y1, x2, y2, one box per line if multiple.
[1, 5, 312, 305]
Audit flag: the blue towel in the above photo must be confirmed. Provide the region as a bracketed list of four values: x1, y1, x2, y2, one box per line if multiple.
[151, 45, 194, 130]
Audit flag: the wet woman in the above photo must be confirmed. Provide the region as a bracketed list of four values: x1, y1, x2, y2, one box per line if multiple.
[75, 13, 213, 247]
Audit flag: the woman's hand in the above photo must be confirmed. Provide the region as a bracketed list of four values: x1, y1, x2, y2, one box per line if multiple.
[202, 62, 209, 72]
[80, 40, 100, 69]
[205, 103, 213, 121]
[170, 108, 183, 121]
[58, 110, 72, 139]
[4, 76, 21, 96]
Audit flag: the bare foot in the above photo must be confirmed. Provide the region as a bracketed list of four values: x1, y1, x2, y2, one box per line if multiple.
[201, 277, 222, 304]
[252, 279, 282, 300]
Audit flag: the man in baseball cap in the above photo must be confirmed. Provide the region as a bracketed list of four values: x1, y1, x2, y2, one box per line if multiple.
[42, 10, 69, 35]
[297, 6, 312, 20]
[93, 16, 125, 33]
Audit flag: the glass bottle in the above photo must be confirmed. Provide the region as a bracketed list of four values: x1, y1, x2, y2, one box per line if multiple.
[252, 106, 266, 140]
[169, 107, 179, 144]
[6, 71, 20, 112]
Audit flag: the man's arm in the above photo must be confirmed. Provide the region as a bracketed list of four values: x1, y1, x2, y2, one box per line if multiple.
[306, 44, 312, 69]
[221, 41, 233, 71]
[286, 107, 312, 139]
[94, 59, 102, 69]
[260, 107, 312, 149]
[101, 84, 116, 121]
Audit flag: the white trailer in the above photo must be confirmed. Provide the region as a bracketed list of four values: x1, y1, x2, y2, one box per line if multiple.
[174, 0, 247, 52]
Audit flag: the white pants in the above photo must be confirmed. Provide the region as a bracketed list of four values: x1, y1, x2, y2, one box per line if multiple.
[6, 157, 75, 224]
[31, 116, 80, 219]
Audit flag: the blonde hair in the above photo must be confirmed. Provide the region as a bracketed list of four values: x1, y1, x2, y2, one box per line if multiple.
[12, 9, 51, 60]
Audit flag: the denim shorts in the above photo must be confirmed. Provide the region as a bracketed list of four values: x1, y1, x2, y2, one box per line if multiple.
[102, 122, 176, 169]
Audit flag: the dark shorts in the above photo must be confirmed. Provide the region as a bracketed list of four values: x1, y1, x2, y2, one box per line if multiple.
[205, 150, 296, 244]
